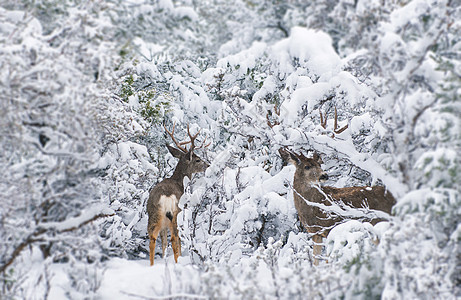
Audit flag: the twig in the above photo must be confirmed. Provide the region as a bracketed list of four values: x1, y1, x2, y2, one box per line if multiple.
[0, 212, 114, 274]
[58, 212, 115, 233]
[0, 228, 46, 274]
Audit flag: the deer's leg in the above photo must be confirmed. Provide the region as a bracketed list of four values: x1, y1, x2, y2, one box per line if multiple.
[149, 235, 156, 266]
[160, 228, 168, 258]
[168, 217, 181, 263]
[149, 220, 164, 266]
[312, 234, 323, 266]
[174, 215, 182, 257]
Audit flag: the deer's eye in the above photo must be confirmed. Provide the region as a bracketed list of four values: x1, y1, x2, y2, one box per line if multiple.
[304, 165, 310, 170]
[196, 159, 201, 163]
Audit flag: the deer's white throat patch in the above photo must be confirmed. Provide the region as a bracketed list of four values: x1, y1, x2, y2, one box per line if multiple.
[159, 195, 178, 215]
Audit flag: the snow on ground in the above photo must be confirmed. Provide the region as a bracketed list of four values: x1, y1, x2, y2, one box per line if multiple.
[47, 255, 204, 300]
[97, 257, 197, 299]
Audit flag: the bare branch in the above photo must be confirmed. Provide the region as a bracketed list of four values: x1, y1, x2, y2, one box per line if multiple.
[0, 228, 46, 274]
[0, 211, 114, 274]
[266, 104, 281, 128]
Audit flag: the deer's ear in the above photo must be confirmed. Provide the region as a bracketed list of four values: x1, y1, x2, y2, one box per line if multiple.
[289, 152, 301, 165]
[313, 152, 323, 164]
[278, 148, 289, 161]
[279, 148, 300, 165]
[167, 145, 184, 158]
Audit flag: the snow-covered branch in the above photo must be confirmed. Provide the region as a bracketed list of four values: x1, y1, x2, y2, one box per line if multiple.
[0, 206, 114, 274]
[307, 133, 408, 198]
[290, 183, 392, 221]
[38, 206, 115, 233]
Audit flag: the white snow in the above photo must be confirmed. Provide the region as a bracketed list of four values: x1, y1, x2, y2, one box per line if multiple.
[174, 6, 199, 21]
[96, 258, 205, 300]
[2, 1, 459, 299]
[216, 42, 266, 77]
[40, 205, 115, 232]
[272, 27, 341, 78]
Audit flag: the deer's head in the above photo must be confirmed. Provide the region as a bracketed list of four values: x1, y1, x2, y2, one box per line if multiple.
[165, 123, 210, 179]
[279, 148, 328, 183]
[167, 145, 209, 177]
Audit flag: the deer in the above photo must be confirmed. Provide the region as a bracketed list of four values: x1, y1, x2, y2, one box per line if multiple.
[147, 123, 210, 266]
[279, 148, 396, 265]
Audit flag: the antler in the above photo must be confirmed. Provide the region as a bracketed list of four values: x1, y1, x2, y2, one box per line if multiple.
[164, 122, 190, 153]
[319, 107, 348, 136]
[186, 124, 201, 152]
[319, 110, 327, 129]
[333, 107, 348, 134]
[164, 122, 211, 153]
[197, 136, 212, 150]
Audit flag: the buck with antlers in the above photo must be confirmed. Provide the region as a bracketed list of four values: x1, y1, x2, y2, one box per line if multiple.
[279, 148, 396, 265]
[147, 123, 210, 265]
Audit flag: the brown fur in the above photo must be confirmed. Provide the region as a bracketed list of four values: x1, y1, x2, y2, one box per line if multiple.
[147, 145, 208, 265]
[279, 148, 396, 265]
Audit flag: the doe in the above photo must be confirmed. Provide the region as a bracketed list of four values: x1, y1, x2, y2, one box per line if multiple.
[147, 123, 209, 265]
[279, 148, 396, 265]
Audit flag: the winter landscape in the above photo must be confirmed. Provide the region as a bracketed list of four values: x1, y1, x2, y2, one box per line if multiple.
[0, 0, 460, 299]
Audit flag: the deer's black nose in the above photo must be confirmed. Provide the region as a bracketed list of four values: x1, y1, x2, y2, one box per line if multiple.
[319, 174, 329, 181]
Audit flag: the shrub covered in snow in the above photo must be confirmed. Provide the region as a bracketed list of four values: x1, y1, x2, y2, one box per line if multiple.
[1, 0, 459, 299]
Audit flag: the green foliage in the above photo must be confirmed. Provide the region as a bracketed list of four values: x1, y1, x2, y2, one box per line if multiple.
[137, 89, 171, 124]
[435, 56, 460, 105]
[120, 74, 135, 102]
[118, 73, 171, 124]
[343, 253, 384, 299]
[1, 268, 15, 295]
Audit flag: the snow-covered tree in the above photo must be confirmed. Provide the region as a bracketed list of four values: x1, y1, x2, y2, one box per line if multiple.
[1, 0, 460, 298]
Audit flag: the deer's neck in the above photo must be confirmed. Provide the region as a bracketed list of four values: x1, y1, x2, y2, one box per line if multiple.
[293, 177, 321, 198]
[169, 167, 190, 189]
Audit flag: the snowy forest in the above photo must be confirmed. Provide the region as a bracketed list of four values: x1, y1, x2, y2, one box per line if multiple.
[1, 0, 460, 299]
